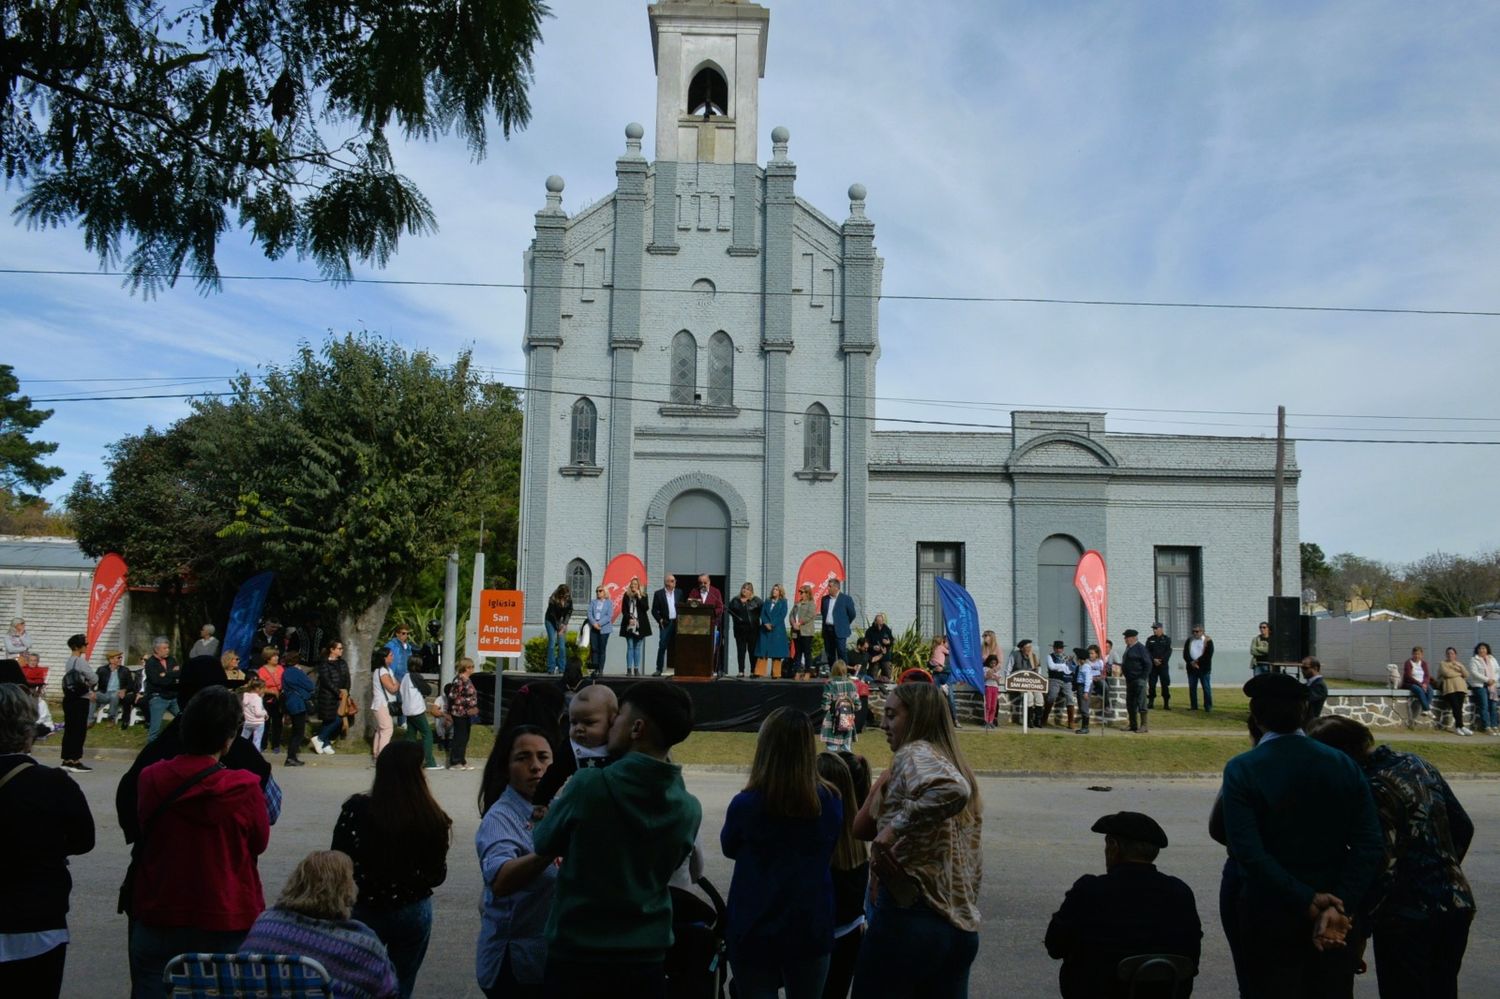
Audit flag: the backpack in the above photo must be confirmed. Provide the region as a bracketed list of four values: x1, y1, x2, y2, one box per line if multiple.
[835, 695, 857, 733]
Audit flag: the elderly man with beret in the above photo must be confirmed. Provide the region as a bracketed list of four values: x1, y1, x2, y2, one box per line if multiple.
[1219, 671, 1383, 998]
[1045, 811, 1202, 997]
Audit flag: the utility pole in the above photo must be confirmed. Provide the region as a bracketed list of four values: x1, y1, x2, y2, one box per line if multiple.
[1272, 405, 1286, 598]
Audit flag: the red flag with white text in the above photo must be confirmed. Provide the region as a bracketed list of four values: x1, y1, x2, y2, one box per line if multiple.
[1073, 551, 1108, 650]
[86, 553, 128, 655]
[794, 550, 847, 608]
[600, 554, 648, 621]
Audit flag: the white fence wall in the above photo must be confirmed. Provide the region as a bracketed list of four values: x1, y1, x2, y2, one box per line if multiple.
[1315, 616, 1500, 681]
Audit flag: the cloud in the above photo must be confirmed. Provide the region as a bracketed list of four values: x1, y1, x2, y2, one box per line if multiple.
[3, 0, 1497, 563]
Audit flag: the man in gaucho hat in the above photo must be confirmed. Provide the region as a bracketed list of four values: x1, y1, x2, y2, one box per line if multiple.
[1045, 810, 1202, 997]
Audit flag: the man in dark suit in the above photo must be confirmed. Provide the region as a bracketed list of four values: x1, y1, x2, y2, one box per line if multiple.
[1146, 622, 1173, 710]
[1046, 811, 1202, 998]
[650, 574, 679, 676]
[1301, 657, 1329, 719]
[819, 578, 857, 670]
[688, 574, 726, 674]
[1220, 672, 1383, 998]
[1120, 629, 1154, 733]
[1182, 624, 1215, 712]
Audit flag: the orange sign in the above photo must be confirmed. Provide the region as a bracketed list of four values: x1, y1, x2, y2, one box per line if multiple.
[477, 589, 525, 656]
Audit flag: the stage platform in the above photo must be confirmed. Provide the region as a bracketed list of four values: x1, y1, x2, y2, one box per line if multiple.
[491, 670, 825, 732]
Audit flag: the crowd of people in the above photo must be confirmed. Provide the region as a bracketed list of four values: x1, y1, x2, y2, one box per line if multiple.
[0, 599, 1490, 998]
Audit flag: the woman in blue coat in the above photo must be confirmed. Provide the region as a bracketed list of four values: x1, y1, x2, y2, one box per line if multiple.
[758, 584, 790, 677]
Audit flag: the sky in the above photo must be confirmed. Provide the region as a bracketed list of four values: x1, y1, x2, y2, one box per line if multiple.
[4, 0, 1498, 566]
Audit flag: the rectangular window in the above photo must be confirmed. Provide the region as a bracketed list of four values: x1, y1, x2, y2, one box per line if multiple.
[1154, 547, 1202, 642]
[916, 543, 965, 638]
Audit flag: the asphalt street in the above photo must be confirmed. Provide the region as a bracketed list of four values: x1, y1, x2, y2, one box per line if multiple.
[43, 750, 1500, 997]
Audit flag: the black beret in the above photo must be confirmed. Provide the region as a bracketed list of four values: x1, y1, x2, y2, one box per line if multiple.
[1243, 671, 1307, 701]
[1123, 629, 1139, 638]
[1091, 811, 1168, 848]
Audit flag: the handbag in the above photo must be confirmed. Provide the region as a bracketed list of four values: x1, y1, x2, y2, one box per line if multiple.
[578, 625, 591, 650]
[338, 690, 358, 718]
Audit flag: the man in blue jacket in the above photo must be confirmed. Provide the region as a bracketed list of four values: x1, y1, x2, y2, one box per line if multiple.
[1220, 671, 1383, 998]
[818, 578, 857, 671]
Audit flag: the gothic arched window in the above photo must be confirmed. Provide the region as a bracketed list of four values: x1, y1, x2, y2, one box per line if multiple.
[706, 331, 734, 407]
[670, 330, 697, 404]
[688, 66, 728, 117]
[567, 558, 592, 608]
[570, 397, 597, 466]
[804, 403, 831, 471]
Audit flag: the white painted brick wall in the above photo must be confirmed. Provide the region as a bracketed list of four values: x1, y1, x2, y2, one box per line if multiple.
[1, 585, 128, 696]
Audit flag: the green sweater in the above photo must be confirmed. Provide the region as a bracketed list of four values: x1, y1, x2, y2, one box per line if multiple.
[532, 751, 702, 963]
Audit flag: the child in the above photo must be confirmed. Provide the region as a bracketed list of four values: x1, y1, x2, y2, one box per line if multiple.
[532, 682, 702, 997]
[241, 677, 269, 749]
[983, 654, 1002, 729]
[567, 684, 618, 770]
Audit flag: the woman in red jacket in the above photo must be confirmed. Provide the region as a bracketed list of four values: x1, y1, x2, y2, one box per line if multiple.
[1400, 645, 1434, 726]
[127, 685, 269, 998]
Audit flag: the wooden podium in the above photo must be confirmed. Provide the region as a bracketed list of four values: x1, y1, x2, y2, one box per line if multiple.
[674, 605, 717, 679]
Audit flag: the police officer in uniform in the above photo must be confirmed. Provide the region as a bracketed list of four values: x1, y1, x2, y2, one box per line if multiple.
[1045, 811, 1202, 998]
[1146, 622, 1173, 710]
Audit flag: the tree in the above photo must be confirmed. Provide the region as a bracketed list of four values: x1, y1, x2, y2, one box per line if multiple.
[210, 336, 520, 734]
[0, 363, 63, 497]
[5, 1, 550, 293]
[1300, 542, 1330, 597]
[1322, 553, 1398, 617]
[0, 488, 71, 535]
[1405, 551, 1500, 618]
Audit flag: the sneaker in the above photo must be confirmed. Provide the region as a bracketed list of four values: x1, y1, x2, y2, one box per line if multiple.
[424, 765, 444, 770]
[309, 736, 326, 754]
[1075, 727, 1089, 735]
[320, 743, 335, 755]
[285, 758, 304, 767]
[1458, 727, 1473, 736]
[62, 761, 92, 773]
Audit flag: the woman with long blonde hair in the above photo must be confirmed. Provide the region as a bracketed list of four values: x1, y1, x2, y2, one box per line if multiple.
[851, 683, 981, 997]
[758, 583, 790, 677]
[720, 708, 841, 998]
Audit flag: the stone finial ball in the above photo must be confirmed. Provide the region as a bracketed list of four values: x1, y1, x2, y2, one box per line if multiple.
[625, 122, 645, 140]
[545, 175, 565, 193]
[771, 126, 790, 143]
[848, 182, 867, 201]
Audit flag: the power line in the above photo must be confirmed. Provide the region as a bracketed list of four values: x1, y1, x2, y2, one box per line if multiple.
[20, 362, 1500, 430]
[25, 384, 1500, 445]
[3, 266, 1500, 318]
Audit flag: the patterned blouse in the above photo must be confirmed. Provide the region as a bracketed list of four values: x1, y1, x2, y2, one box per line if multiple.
[872, 739, 982, 931]
[1362, 745, 1475, 922]
[449, 674, 479, 718]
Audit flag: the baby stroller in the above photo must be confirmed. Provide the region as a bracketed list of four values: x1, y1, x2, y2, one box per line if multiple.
[667, 875, 727, 999]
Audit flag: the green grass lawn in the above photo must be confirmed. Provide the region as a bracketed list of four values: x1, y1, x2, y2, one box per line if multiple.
[54, 701, 1500, 775]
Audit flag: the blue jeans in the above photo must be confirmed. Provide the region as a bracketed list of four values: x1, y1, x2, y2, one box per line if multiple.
[1406, 683, 1433, 712]
[852, 889, 977, 999]
[145, 695, 178, 742]
[1471, 688, 1496, 731]
[731, 953, 830, 999]
[625, 635, 644, 671]
[544, 621, 566, 673]
[1187, 670, 1213, 711]
[589, 629, 609, 673]
[130, 921, 246, 999]
[1252, 663, 1271, 676]
[353, 897, 433, 999]
[316, 716, 342, 746]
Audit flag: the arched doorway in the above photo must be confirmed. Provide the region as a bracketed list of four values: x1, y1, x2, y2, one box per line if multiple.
[666, 490, 729, 596]
[1038, 534, 1085, 652]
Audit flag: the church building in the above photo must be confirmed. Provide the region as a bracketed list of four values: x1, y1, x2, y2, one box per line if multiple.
[517, 0, 1300, 662]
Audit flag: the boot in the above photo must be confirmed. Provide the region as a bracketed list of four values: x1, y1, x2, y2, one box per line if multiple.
[1066, 706, 1076, 730]
[1139, 713, 1150, 733]
[1039, 701, 1052, 727]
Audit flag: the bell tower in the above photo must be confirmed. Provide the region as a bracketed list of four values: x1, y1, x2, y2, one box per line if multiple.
[648, 1, 769, 164]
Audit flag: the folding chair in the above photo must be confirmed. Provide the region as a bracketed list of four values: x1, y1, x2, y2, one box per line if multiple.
[164, 952, 334, 998]
[1116, 953, 1195, 999]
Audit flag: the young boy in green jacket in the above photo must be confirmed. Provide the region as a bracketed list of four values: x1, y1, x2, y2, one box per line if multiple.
[533, 681, 702, 997]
